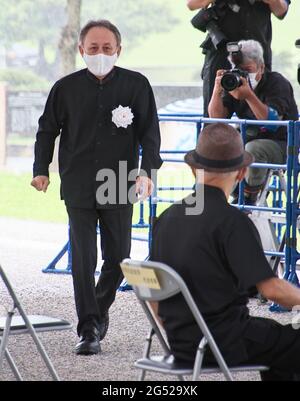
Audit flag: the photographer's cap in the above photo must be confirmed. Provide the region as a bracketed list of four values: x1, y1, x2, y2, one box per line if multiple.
[184, 123, 254, 173]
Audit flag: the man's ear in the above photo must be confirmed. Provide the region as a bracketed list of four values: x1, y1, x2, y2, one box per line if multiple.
[117, 46, 122, 57]
[79, 45, 84, 57]
[236, 167, 247, 182]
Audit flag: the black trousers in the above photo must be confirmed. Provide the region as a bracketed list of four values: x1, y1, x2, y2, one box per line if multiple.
[203, 318, 300, 381]
[67, 206, 133, 335]
[244, 319, 300, 381]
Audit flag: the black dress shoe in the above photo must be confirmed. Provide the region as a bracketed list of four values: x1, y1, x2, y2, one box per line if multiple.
[75, 327, 101, 356]
[99, 312, 109, 341]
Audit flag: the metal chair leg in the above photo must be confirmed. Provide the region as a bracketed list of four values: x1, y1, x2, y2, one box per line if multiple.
[138, 328, 154, 381]
[10, 300, 60, 381]
[139, 369, 147, 381]
[22, 316, 60, 381]
[192, 337, 207, 381]
[0, 309, 15, 371]
[5, 350, 23, 381]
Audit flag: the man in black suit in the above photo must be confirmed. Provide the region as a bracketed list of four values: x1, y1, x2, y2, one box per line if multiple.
[32, 20, 163, 355]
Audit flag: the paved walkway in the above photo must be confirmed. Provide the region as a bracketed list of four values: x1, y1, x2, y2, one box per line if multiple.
[0, 217, 296, 381]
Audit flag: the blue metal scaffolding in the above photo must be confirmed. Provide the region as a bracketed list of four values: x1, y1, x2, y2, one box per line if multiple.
[42, 114, 299, 309]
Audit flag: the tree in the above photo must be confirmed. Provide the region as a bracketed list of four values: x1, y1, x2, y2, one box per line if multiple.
[82, 0, 177, 48]
[0, 0, 65, 79]
[59, 0, 177, 76]
[0, 0, 177, 81]
[59, 0, 82, 76]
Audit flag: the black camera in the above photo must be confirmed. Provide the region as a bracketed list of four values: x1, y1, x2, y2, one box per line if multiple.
[296, 39, 300, 85]
[221, 69, 249, 91]
[220, 42, 248, 91]
[191, 0, 263, 50]
[191, 2, 228, 50]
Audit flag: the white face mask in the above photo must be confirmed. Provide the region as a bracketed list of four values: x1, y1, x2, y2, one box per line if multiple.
[248, 72, 259, 90]
[83, 52, 118, 77]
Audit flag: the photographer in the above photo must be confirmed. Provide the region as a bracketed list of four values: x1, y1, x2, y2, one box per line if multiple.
[187, 0, 291, 117]
[208, 39, 298, 205]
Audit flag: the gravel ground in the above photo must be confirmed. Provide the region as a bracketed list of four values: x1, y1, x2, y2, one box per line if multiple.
[0, 217, 297, 382]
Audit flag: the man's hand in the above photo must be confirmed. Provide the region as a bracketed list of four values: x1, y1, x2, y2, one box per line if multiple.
[31, 176, 50, 193]
[257, 277, 300, 310]
[208, 69, 229, 118]
[136, 176, 154, 201]
[229, 77, 253, 101]
[187, 0, 213, 11]
[262, 0, 289, 18]
[213, 69, 226, 96]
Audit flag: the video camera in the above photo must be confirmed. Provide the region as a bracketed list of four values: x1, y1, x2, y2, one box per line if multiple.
[191, 0, 263, 50]
[296, 39, 300, 85]
[220, 42, 249, 91]
[191, 1, 230, 50]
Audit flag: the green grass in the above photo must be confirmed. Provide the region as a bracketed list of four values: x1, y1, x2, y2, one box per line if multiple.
[0, 167, 195, 224]
[9, 1, 299, 99]
[119, 1, 299, 80]
[57, 1, 300, 86]
[0, 172, 68, 223]
[119, 1, 299, 66]
[2, 170, 299, 254]
[7, 135, 36, 146]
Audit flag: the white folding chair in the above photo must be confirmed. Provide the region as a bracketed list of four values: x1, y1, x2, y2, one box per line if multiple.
[0, 265, 72, 381]
[121, 259, 269, 381]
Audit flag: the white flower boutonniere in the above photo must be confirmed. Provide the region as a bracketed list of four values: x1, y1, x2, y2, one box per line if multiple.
[112, 106, 134, 129]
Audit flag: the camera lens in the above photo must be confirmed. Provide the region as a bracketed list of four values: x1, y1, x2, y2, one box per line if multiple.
[221, 72, 240, 91]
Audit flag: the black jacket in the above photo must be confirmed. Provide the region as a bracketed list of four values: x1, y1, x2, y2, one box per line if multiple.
[33, 67, 163, 209]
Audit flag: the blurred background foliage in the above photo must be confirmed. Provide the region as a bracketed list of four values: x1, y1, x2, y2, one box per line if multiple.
[0, 0, 298, 98]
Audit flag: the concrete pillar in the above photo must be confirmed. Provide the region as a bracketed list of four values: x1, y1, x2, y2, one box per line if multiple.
[0, 83, 6, 168]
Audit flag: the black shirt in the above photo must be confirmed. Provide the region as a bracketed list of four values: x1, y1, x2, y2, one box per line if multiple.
[33, 67, 163, 209]
[150, 185, 275, 365]
[222, 71, 298, 142]
[202, 0, 291, 69]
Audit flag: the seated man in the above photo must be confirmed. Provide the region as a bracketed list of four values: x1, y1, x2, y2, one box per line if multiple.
[208, 39, 298, 205]
[150, 123, 300, 381]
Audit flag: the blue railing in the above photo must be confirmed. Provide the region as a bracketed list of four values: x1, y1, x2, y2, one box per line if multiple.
[43, 113, 300, 310]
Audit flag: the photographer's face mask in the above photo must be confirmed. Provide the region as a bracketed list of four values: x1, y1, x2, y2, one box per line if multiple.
[248, 64, 265, 91]
[83, 52, 118, 77]
[248, 72, 259, 90]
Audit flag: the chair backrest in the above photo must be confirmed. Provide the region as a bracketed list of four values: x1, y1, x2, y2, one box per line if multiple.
[121, 260, 268, 381]
[121, 259, 181, 302]
[120, 259, 226, 357]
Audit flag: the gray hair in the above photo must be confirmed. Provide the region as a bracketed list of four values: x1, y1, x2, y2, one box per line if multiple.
[79, 20, 122, 47]
[238, 40, 264, 66]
